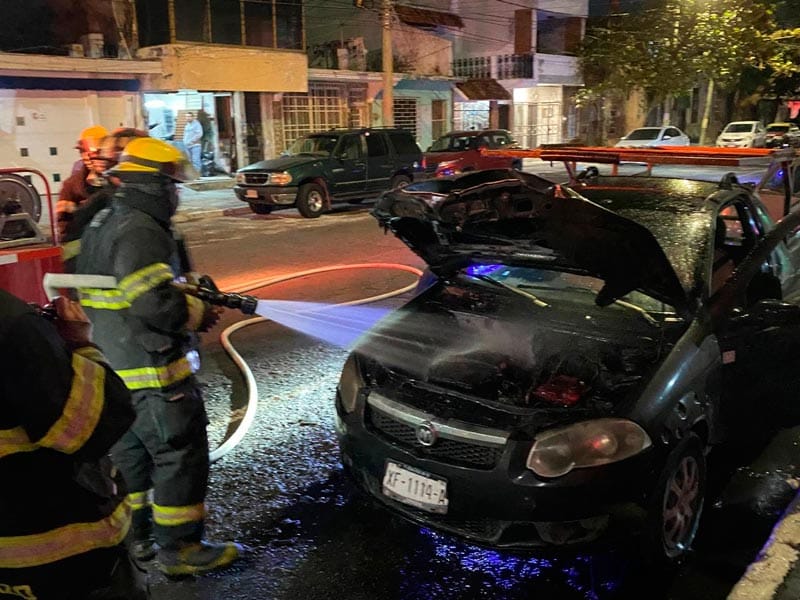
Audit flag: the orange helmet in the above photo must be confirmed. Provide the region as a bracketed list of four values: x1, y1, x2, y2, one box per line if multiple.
[75, 125, 109, 153]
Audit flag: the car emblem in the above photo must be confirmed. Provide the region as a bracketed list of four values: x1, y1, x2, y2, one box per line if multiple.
[416, 421, 438, 447]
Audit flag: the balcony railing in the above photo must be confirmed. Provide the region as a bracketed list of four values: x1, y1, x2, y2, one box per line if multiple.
[453, 53, 534, 80]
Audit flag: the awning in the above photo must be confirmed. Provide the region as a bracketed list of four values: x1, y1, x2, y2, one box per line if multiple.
[374, 78, 454, 99]
[454, 79, 511, 101]
[395, 5, 464, 29]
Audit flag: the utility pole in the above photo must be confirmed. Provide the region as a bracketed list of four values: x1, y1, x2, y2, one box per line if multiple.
[382, 0, 394, 126]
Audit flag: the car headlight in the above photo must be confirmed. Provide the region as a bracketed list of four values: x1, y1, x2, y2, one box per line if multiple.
[235, 172, 246, 184]
[270, 172, 293, 185]
[526, 418, 652, 478]
[337, 353, 364, 413]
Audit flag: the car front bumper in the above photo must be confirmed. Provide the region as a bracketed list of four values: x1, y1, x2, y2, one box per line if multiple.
[234, 185, 298, 205]
[335, 393, 657, 549]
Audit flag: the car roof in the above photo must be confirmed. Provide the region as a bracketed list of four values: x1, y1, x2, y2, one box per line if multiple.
[726, 120, 760, 125]
[767, 122, 794, 127]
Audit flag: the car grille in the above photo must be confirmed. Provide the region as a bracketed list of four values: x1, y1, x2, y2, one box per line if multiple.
[243, 172, 270, 185]
[367, 406, 504, 470]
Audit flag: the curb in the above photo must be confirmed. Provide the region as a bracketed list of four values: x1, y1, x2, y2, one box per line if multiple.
[728, 487, 800, 600]
[173, 205, 251, 223]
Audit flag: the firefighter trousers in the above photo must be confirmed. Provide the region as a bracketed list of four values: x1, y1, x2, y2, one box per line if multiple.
[111, 378, 210, 549]
[0, 544, 149, 600]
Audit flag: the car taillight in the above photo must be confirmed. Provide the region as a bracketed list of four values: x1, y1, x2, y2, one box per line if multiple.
[421, 157, 427, 170]
[533, 375, 588, 406]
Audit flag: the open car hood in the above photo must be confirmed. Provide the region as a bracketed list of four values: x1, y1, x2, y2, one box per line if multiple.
[373, 169, 690, 314]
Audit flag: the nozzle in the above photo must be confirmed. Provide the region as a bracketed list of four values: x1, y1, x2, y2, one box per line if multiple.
[223, 293, 258, 315]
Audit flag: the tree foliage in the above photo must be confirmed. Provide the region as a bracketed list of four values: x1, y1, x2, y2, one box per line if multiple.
[578, 0, 779, 107]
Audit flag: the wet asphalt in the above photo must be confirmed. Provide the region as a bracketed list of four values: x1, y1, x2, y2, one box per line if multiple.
[144, 173, 800, 600]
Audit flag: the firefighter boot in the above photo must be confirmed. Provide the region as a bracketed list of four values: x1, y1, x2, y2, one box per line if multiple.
[156, 540, 244, 576]
[131, 537, 157, 562]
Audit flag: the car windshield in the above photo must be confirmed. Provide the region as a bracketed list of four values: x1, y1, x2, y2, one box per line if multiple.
[767, 125, 790, 133]
[724, 123, 755, 133]
[286, 135, 339, 156]
[625, 129, 661, 140]
[429, 135, 475, 152]
[464, 265, 675, 315]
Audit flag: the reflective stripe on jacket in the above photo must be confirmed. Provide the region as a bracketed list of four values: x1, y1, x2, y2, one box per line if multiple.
[75, 186, 205, 391]
[0, 289, 134, 568]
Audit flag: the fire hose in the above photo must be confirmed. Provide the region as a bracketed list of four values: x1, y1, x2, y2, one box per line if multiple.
[42, 264, 423, 462]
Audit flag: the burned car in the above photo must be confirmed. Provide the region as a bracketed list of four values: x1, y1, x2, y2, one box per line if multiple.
[335, 149, 800, 563]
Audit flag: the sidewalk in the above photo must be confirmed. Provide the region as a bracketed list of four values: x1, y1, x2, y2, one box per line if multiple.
[175, 182, 248, 222]
[728, 488, 800, 600]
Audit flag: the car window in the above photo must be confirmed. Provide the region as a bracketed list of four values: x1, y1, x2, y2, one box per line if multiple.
[724, 123, 756, 133]
[666, 128, 681, 138]
[626, 128, 660, 140]
[387, 132, 420, 156]
[365, 132, 388, 157]
[489, 133, 513, 148]
[338, 135, 364, 160]
[711, 202, 761, 296]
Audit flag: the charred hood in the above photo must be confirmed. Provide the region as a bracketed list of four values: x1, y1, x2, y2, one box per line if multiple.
[373, 169, 690, 314]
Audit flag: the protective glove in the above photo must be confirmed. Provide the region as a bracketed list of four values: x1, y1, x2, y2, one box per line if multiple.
[198, 303, 223, 333]
[52, 296, 93, 347]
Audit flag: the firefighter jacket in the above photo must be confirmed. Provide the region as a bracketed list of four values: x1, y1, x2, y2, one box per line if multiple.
[75, 182, 207, 392]
[60, 185, 115, 273]
[0, 289, 134, 570]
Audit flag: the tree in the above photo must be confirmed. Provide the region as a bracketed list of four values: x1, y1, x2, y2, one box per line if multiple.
[579, 0, 776, 142]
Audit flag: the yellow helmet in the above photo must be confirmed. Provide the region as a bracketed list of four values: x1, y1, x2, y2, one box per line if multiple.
[75, 125, 109, 152]
[110, 137, 198, 182]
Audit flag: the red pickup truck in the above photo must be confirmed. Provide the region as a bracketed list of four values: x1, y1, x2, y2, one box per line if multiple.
[422, 129, 521, 178]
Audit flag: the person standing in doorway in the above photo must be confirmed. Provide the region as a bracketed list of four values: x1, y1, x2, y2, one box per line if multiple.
[182, 112, 203, 176]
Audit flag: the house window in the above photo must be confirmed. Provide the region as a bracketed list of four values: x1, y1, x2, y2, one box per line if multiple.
[394, 98, 418, 139]
[173, 0, 207, 42]
[276, 0, 303, 50]
[431, 99, 447, 140]
[136, 0, 170, 46]
[282, 84, 348, 148]
[210, 0, 242, 45]
[138, 0, 303, 49]
[245, 0, 274, 47]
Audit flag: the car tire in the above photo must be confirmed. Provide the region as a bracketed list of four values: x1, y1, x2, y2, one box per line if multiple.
[296, 183, 325, 218]
[248, 203, 271, 215]
[642, 432, 706, 566]
[390, 174, 411, 190]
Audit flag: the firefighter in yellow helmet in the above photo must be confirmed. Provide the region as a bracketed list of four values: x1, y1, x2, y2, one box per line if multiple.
[56, 125, 109, 239]
[0, 291, 147, 598]
[74, 138, 243, 576]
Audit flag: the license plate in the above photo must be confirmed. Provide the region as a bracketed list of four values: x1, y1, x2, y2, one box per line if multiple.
[245, 189, 259, 198]
[382, 461, 448, 514]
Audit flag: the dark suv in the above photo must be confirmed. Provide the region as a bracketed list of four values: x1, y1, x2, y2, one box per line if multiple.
[235, 128, 422, 218]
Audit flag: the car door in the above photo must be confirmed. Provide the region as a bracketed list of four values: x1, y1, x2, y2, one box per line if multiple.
[714, 205, 800, 430]
[330, 134, 367, 197]
[663, 128, 684, 146]
[364, 131, 393, 194]
[755, 124, 767, 147]
[485, 132, 514, 169]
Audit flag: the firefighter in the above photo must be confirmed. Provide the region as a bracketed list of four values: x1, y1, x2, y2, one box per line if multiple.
[56, 125, 109, 240]
[75, 137, 243, 576]
[61, 128, 149, 273]
[0, 292, 147, 599]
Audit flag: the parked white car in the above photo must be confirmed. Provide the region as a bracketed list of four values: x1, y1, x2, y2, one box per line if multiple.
[614, 126, 691, 148]
[716, 121, 766, 148]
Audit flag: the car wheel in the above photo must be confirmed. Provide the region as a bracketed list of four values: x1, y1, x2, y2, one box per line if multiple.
[511, 159, 522, 171]
[296, 183, 325, 218]
[643, 432, 706, 565]
[248, 203, 271, 215]
[390, 174, 411, 190]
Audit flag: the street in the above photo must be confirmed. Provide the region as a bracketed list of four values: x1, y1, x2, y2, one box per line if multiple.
[142, 192, 800, 600]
